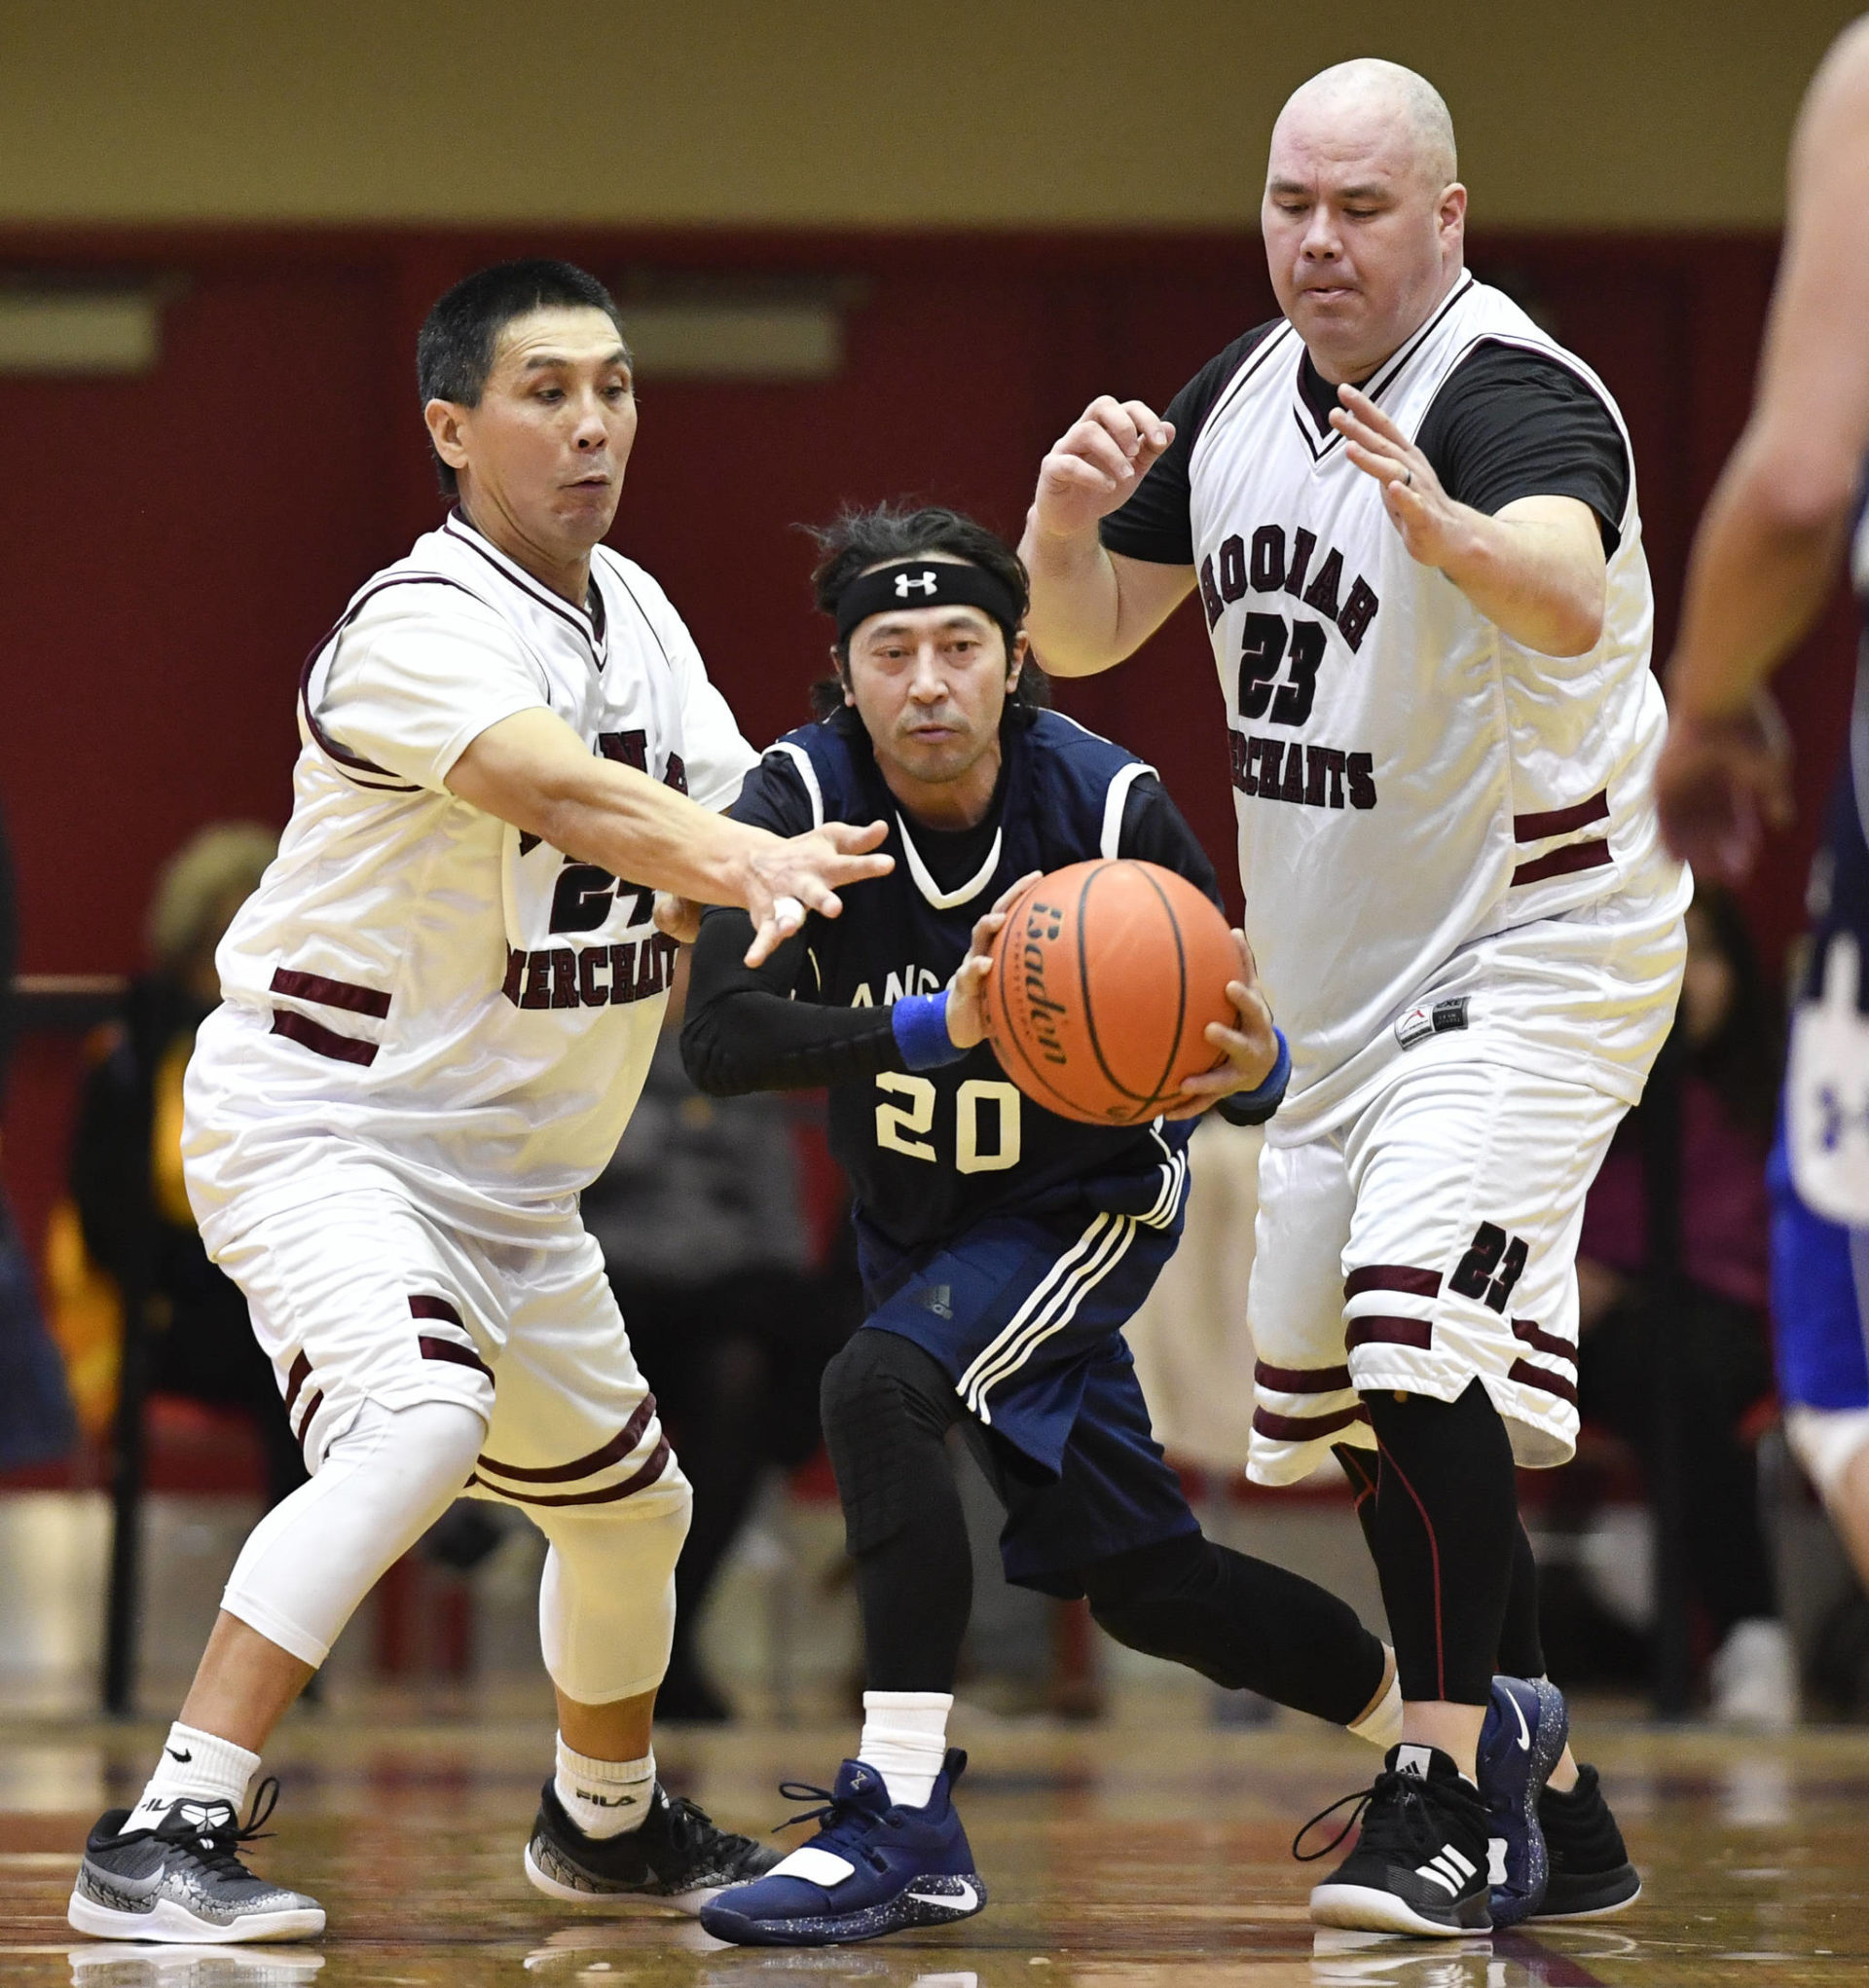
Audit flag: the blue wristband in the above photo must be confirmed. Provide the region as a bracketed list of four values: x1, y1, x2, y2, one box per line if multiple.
[1230, 1027, 1291, 1114]
[893, 991, 969, 1071]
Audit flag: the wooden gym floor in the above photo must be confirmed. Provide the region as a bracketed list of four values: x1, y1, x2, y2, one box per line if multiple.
[3, 1694, 1866, 1986]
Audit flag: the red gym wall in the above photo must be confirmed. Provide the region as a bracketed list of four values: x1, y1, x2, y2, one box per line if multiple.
[0, 228, 1851, 1267]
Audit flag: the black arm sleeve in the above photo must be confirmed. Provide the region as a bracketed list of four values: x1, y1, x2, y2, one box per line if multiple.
[1415, 342, 1631, 555]
[679, 908, 908, 1096]
[1098, 322, 1282, 568]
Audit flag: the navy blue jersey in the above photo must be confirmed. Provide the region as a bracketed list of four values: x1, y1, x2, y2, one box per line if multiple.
[682, 706, 1228, 1252]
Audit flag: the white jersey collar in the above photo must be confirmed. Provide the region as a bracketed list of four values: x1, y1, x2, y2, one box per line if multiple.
[1288, 273, 1477, 465]
[442, 511, 609, 668]
[896, 811, 1003, 911]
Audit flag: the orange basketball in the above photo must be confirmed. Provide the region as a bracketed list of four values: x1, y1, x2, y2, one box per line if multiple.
[984, 859, 1240, 1126]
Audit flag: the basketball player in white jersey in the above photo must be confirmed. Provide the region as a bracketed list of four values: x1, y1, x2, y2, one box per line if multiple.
[67, 260, 891, 1946]
[1655, 18, 1869, 1655]
[1019, 61, 1682, 1935]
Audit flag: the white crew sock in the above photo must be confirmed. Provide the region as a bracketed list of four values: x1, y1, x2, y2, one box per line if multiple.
[857, 1690, 952, 1811]
[554, 1736, 654, 1840]
[125, 1722, 260, 1834]
[1349, 1668, 1404, 1750]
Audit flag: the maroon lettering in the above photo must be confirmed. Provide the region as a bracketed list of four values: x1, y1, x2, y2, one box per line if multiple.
[1338, 576, 1379, 652]
[1250, 524, 1285, 592]
[550, 950, 578, 1009]
[1280, 743, 1306, 804]
[501, 947, 526, 1005]
[608, 940, 637, 995]
[521, 953, 552, 1010]
[1258, 738, 1284, 794]
[577, 947, 610, 1007]
[1218, 534, 1247, 604]
[1347, 753, 1377, 809]
[1284, 528, 1317, 600]
[1311, 746, 1347, 808]
[663, 754, 688, 795]
[1229, 728, 1254, 794]
[1199, 555, 1224, 628]
[598, 730, 648, 772]
[1301, 547, 1343, 620]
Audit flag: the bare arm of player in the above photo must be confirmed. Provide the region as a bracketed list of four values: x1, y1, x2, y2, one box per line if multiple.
[1018, 396, 1198, 675]
[1330, 387, 1607, 657]
[447, 707, 892, 966]
[1653, 18, 1869, 880]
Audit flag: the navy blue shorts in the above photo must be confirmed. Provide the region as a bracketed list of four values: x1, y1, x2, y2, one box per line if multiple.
[856, 1202, 1200, 1596]
[1770, 1128, 1869, 1412]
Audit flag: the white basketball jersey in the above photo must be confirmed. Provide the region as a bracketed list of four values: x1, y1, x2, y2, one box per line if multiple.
[1186, 276, 1684, 1135]
[184, 513, 759, 1252]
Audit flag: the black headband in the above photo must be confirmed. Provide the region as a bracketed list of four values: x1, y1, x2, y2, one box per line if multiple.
[833, 559, 1022, 650]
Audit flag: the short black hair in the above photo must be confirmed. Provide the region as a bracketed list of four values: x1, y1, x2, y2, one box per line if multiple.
[416, 259, 627, 496]
[803, 502, 1047, 719]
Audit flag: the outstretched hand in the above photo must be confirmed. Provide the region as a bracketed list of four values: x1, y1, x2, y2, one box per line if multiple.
[743, 820, 894, 967]
[945, 874, 1043, 1050]
[1162, 929, 1279, 1122]
[1031, 397, 1176, 541]
[1330, 385, 1470, 570]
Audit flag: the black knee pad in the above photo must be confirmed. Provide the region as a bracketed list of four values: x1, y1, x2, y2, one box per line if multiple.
[819, 1330, 960, 1559]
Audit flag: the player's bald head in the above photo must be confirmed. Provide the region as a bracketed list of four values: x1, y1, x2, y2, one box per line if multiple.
[1271, 59, 1457, 194]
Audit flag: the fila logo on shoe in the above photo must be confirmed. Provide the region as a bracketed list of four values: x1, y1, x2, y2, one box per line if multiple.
[577, 1789, 640, 1807]
[1414, 1845, 1477, 1896]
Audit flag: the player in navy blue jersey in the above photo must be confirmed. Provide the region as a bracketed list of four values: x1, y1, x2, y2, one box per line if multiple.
[676, 502, 1418, 1946]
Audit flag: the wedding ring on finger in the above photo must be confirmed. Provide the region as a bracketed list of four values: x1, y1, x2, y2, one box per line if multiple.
[773, 895, 806, 932]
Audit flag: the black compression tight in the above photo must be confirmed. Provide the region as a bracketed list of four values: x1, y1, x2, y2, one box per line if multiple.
[820, 1328, 1387, 1723]
[1355, 1381, 1521, 1706]
[1334, 1436, 1547, 1680]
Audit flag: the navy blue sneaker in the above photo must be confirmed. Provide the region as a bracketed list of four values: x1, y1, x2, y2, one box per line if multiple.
[697, 1750, 985, 1947]
[1476, 1675, 1567, 1926]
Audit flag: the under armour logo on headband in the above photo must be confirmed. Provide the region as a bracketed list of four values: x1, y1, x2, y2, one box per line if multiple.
[896, 571, 938, 598]
[833, 557, 1024, 648]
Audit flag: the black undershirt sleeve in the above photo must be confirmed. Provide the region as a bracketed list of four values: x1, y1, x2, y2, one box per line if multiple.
[1415, 341, 1631, 555]
[1098, 322, 1282, 568]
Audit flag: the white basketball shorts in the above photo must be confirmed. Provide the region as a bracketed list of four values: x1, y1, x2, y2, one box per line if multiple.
[213, 1186, 683, 1516]
[1247, 1058, 1625, 1484]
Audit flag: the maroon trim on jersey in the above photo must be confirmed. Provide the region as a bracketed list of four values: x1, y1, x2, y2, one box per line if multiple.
[297, 573, 486, 792]
[476, 1395, 659, 1486]
[270, 967, 391, 1019]
[269, 1009, 379, 1065]
[409, 1294, 464, 1327]
[1511, 838, 1612, 887]
[293, 1388, 324, 1445]
[1253, 1402, 1370, 1443]
[1345, 1315, 1435, 1351]
[418, 1333, 494, 1382]
[282, 1350, 312, 1418]
[468, 1436, 673, 1507]
[1513, 790, 1609, 842]
[1509, 1356, 1577, 1407]
[1254, 1359, 1353, 1394]
[442, 513, 605, 663]
[1344, 1264, 1442, 1302]
[1512, 1317, 1577, 1366]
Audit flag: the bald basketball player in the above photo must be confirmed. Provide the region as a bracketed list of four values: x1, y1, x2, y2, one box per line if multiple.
[1654, 19, 1869, 1657]
[1019, 59, 1678, 1934]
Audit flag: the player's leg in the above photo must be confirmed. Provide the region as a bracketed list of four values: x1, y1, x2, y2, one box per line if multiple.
[699, 1323, 983, 1947]
[69, 1194, 494, 1944]
[483, 1233, 774, 1914]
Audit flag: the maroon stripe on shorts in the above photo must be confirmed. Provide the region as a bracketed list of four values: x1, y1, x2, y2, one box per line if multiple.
[418, 1334, 494, 1382]
[1254, 1360, 1354, 1394]
[282, 1351, 312, 1418]
[1513, 791, 1609, 842]
[477, 1395, 660, 1486]
[1512, 1318, 1577, 1367]
[269, 1009, 378, 1066]
[1344, 1265, 1442, 1302]
[270, 967, 391, 1019]
[409, 1294, 464, 1327]
[471, 1437, 673, 1508]
[1345, 1315, 1435, 1351]
[1509, 1357, 1578, 1406]
[293, 1388, 324, 1444]
[1253, 1403, 1371, 1444]
[1511, 839, 1612, 888]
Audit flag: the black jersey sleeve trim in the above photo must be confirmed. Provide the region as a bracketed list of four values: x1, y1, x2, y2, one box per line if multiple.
[679, 904, 908, 1095]
[1116, 773, 1226, 911]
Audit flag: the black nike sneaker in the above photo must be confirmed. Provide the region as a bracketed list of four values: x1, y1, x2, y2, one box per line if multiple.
[1532, 1762, 1641, 1919]
[524, 1779, 780, 1914]
[1301, 1744, 1493, 1937]
[67, 1782, 324, 1944]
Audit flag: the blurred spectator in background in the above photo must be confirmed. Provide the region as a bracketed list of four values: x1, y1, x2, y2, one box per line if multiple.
[0, 797, 79, 1473]
[580, 955, 860, 1721]
[62, 823, 300, 1505]
[1573, 882, 1792, 1724]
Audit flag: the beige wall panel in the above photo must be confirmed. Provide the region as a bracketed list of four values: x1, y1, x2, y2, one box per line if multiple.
[0, 0, 1856, 228]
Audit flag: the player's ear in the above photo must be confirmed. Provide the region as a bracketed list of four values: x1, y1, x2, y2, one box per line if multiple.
[831, 646, 857, 708]
[424, 399, 471, 475]
[1007, 628, 1030, 690]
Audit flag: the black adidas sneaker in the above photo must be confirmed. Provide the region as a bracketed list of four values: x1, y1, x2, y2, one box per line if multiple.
[67, 1782, 324, 1944]
[1533, 1762, 1641, 1918]
[524, 1779, 780, 1914]
[1301, 1744, 1493, 1937]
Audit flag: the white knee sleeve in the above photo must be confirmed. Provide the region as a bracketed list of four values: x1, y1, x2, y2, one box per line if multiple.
[535, 1473, 692, 1705]
[221, 1398, 485, 1667]
[1785, 1404, 1869, 1504]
